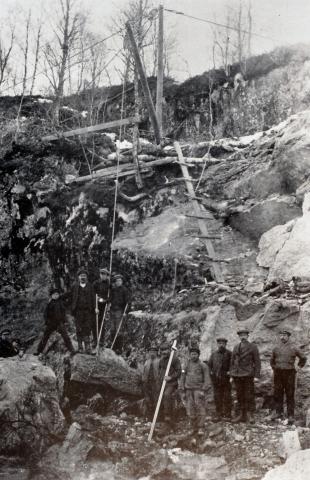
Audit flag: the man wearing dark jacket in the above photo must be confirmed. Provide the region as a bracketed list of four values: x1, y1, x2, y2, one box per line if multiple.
[209, 338, 232, 421]
[0, 329, 17, 358]
[69, 268, 95, 353]
[93, 267, 110, 345]
[156, 342, 182, 423]
[36, 288, 75, 355]
[180, 346, 210, 434]
[230, 328, 261, 423]
[109, 274, 130, 352]
[270, 329, 307, 424]
[141, 344, 159, 418]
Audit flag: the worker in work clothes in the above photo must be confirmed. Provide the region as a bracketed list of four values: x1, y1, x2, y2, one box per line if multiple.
[208, 337, 232, 421]
[0, 329, 17, 358]
[180, 346, 210, 435]
[93, 267, 110, 345]
[270, 329, 307, 425]
[68, 268, 95, 354]
[141, 344, 159, 419]
[155, 342, 182, 423]
[230, 328, 261, 423]
[109, 274, 130, 352]
[36, 287, 75, 356]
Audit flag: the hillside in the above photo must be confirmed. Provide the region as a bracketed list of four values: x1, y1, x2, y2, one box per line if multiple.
[2, 44, 310, 480]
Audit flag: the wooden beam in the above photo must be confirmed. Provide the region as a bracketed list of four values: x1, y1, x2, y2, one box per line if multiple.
[156, 4, 164, 136]
[174, 141, 224, 283]
[42, 116, 140, 141]
[126, 22, 161, 145]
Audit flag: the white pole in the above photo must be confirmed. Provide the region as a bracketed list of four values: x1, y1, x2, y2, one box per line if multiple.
[148, 340, 177, 441]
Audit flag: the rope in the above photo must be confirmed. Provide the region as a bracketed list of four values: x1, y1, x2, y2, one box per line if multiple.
[108, 68, 127, 279]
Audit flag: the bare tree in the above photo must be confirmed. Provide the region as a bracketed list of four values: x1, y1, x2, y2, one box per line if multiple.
[30, 23, 42, 96]
[16, 11, 32, 136]
[43, 0, 85, 123]
[0, 25, 15, 92]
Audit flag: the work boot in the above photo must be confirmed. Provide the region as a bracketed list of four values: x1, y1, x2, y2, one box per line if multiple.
[270, 411, 283, 421]
[247, 413, 255, 424]
[232, 412, 246, 423]
[288, 416, 295, 425]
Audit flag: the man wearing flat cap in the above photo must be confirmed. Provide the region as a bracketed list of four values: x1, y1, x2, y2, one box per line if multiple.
[230, 328, 261, 423]
[208, 338, 232, 421]
[155, 342, 182, 424]
[270, 329, 307, 424]
[36, 287, 75, 356]
[109, 273, 131, 352]
[0, 329, 17, 358]
[67, 268, 95, 353]
[93, 267, 111, 345]
[180, 346, 210, 434]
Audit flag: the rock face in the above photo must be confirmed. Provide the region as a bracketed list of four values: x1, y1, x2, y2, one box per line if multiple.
[258, 193, 310, 281]
[262, 449, 310, 480]
[0, 355, 65, 454]
[70, 349, 143, 397]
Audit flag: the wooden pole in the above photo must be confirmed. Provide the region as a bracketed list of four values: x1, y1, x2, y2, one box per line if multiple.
[42, 116, 140, 141]
[95, 294, 99, 345]
[148, 340, 177, 442]
[111, 304, 129, 350]
[156, 4, 164, 136]
[96, 302, 110, 356]
[174, 141, 224, 283]
[126, 21, 161, 145]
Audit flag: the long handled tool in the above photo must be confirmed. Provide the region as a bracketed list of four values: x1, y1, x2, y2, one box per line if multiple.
[96, 301, 110, 356]
[95, 294, 99, 345]
[111, 303, 129, 350]
[148, 340, 177, 442]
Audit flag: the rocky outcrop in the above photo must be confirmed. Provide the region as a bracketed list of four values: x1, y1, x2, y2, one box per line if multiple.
[70, 349, 143, 397]
[258, 193, 310, 282]
[262, 448, 310, 480]
[0, 355, 65, 454]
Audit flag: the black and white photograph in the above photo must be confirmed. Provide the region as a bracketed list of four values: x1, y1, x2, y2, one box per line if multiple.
[1, 0, 310, 478]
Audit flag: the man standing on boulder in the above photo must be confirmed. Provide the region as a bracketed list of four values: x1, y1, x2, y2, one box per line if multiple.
[109, 274, 130, 352]
[209, 338, 232, 421]
[230, 328, 261, 423]
[93, 267, 110, 346]
[69, 268, 95, 354]
[36, 287, 75, 356]
[180, 346, 210, 435]
[270, 329, 307, 425]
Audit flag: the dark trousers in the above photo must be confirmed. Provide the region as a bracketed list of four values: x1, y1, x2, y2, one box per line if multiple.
[162, 383, 178, 420]
[37, 323, 74, 354]
[74, 310, 92, 350]
[212, 380, 232, 417]
[273, 369, 296, 417]
[233, 376, 254, 416]
[94, 304, 107, 345]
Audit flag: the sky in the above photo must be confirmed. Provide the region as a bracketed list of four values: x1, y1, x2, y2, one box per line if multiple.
[1, 0, 310, 88]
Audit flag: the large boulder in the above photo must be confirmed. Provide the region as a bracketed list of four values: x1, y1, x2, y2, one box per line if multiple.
[0, 355, 65, 454]
[229, 195, 301, 240]
[257, 193, 310, 281]
[70, 349, 143, 397]
[262, 448, 310, 480]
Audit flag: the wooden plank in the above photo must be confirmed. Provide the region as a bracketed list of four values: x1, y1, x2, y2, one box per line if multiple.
[66, 156, 197, 184]
[42, 116, 140, 141]
[126, 22, 161, 145]
[174, 141, 224, 283]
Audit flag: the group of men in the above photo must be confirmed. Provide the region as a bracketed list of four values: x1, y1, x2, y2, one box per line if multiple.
[36, 266, 130, 356]
[142, 328, 307, 434]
